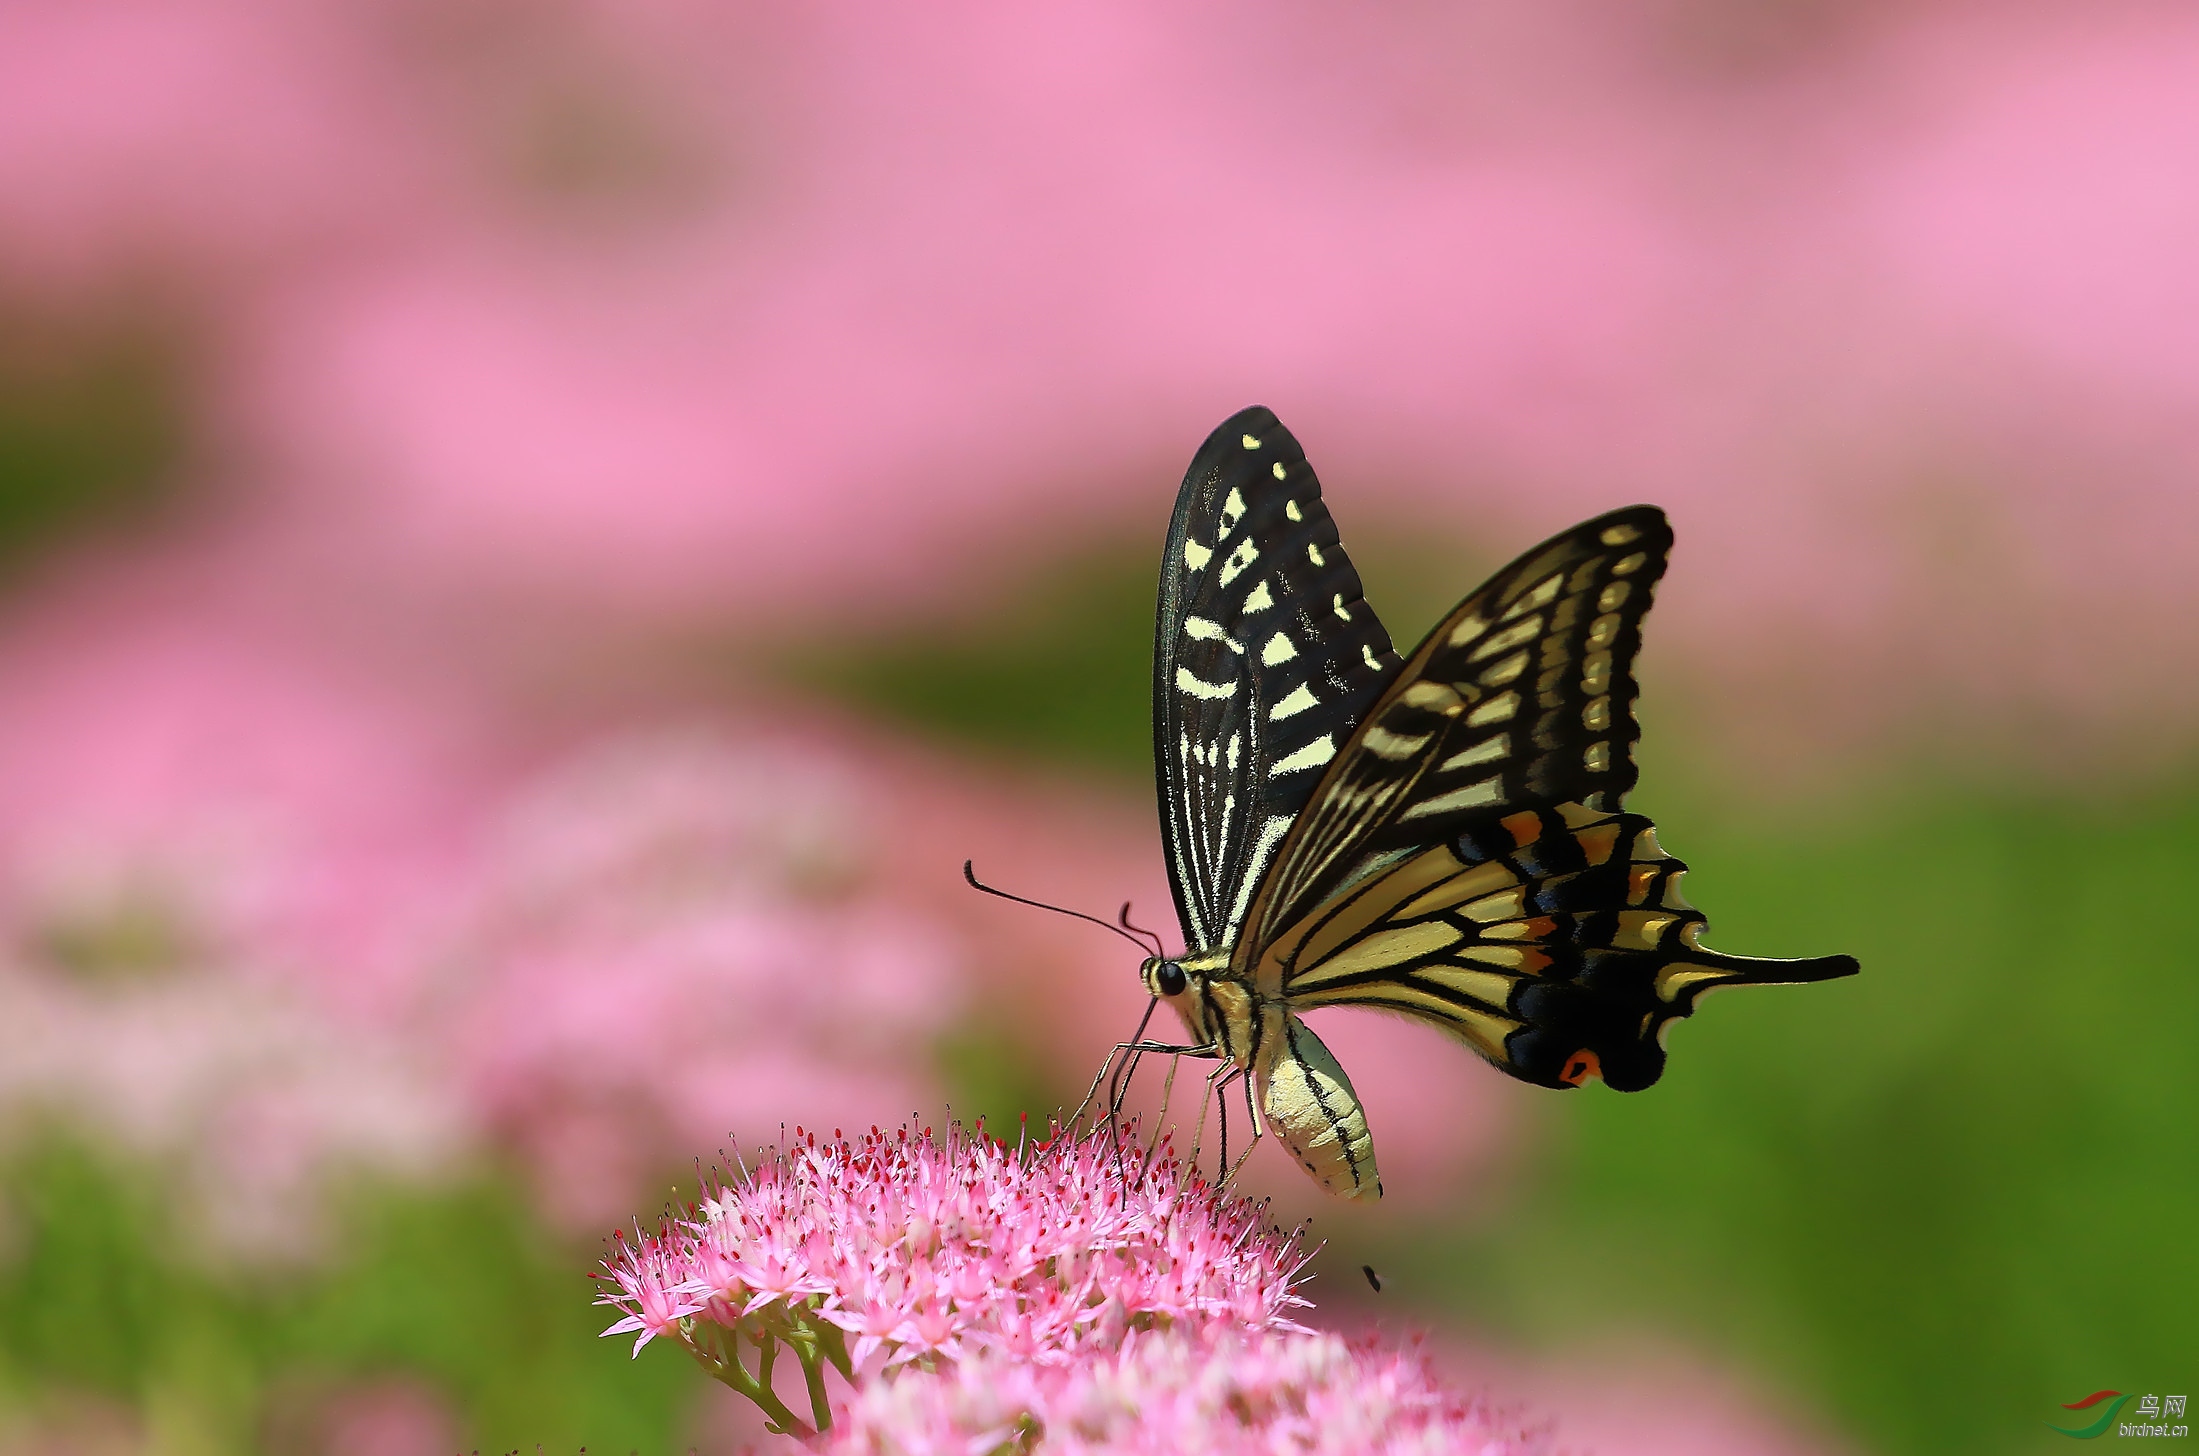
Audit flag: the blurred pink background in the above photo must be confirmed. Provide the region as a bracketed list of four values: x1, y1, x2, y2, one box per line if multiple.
[2, 3, 2194, 1453]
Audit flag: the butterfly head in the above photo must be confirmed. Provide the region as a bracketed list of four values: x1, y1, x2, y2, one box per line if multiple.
[1139, 956, 1193, 1001]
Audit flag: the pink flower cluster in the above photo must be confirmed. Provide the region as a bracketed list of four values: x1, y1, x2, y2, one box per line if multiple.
[597, 1119, 1311, 1377]
[823, 1327, 1551, 1456]
[598, 1118, 1565, 1448]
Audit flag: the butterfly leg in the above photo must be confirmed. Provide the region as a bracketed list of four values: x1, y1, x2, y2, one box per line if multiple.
[1217, 1069, 1266, 1192]
[1184, 1060, 1238, 1176]
[1065, 994, 1212, 1131]
[1177, 1059, 1243, 1183]
[1080, 1036, 1221, 1131]
[1109, 1040, 1220, 1189]
[1089, 1006, 1221, 1192]
[1142, 1054, 1184, 1167]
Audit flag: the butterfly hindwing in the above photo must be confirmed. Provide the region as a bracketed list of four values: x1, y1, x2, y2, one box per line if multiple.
[1154, 406, 1400, 952]
[1264, 803, 1859, 1089]
[1241, 506, 1674, 954]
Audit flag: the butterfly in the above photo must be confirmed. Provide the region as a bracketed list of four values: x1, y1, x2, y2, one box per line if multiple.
[1126, 405, 1859, 1200]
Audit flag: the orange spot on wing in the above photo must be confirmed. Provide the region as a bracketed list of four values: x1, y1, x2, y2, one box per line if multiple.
[1560, 1050, 1602, 1086]
[1501, 810, 1543, 847]
[1576, 824, 1621, 865]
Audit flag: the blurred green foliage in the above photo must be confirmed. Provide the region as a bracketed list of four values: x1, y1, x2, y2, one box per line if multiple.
[786, 529, 1497, 779]
[0, 1142, 699, 1455]
[0, 308, 186, 576]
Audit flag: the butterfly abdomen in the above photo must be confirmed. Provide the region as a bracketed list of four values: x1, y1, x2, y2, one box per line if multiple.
[1255, 1007, 1381, 1200]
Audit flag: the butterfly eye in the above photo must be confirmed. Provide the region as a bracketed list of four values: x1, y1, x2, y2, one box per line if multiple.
[1155, 961, 1188, 997]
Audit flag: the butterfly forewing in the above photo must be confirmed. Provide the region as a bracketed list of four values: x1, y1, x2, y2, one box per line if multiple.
[1154, 406, 1400, 952]
[1241, 506, 1673, 956]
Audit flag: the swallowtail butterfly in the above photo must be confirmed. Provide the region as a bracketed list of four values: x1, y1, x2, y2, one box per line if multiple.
[1135, 406, 1858, 1200]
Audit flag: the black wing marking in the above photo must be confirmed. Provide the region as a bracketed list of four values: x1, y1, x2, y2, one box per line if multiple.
[1153, 406, 1399, 952]
[1256, 803, 1857, 1089]
[1238, 505, 1673, 963]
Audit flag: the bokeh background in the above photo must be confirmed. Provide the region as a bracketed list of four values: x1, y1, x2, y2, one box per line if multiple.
[1, 2, 2194, 1453]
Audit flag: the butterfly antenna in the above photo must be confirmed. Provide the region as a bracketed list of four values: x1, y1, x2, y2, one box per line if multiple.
[1117, 902, 1164, 958]
[963, 862, 1158, 957]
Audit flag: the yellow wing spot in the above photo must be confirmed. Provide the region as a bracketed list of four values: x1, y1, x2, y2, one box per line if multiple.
[1438, 734, 1507, 771]
[1654, 963, 1732, 1002]
[1322, 984, 1517, 1060]
[1460, 887, 1526, 923]
[1626, 864, 1660, 905]
[1275, 463, 1290, 483]
[1301, 921, 1464, 982]
[1584, 741, 1611, 773]
[1308, 542, 1326, 566]
[1597, 580, 1632, 612]
[1414, 964, 1517, 1010]
[1630, 826, 1669, 861]
[1332, 593, 1351, 621]
[1560, 1049, 1602, 1086]
[1269, 683, 1320, 721]
[1581, 696, 1611, 732]
[1219, 537, 1260, 586]
[1598, 524, 1640, 546]
[1261, 633, 1297, 666]
[1175, 667, 1237, 701]
[1402, 681, 1463, 712]
[1184, 616, 1244, 652]
[1576, 823, 1622, 865]
[1362, 643, 1385, 671]
[1611, 551, 1649, 576]
[1268, 735, 1336, 776]
[1478, 916, 1553, 941]
[1183, 539, 1213, 570]
[1242, 433, 1262, 449]
[1586, 612, 1622, 648]
[1613, 910, 1679, 950]
[1397, 860, 1519, 918]
[1447, 613, 1489, 648]
[1243, 579, 1275, 613]
[1458, 944, 1535, 971]
[1468, 614, 1542, 663]
[1581, 649, 1613, 695]
[1465, 690, 1519, 727]
[1502, 572, 1565, 621]
[1396, 777, 1504, 819]
[1362, 725, 1431, 760]
[1480, 650, 1530, 687]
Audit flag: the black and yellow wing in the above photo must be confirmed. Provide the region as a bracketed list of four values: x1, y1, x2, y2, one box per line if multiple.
[1152, 406, 1400, 955]
[1240, 507, 1857, 1089]
[1260, 802, 1856, 1089]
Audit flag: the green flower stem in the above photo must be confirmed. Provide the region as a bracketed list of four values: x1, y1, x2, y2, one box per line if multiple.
[680, 1316, 815, 1441]
[813, 1314, 855, 1382]
[797, 1339, 832, 1433]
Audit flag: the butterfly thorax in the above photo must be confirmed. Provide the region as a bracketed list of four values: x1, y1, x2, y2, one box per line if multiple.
[1141, 949, 1260, 1066]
